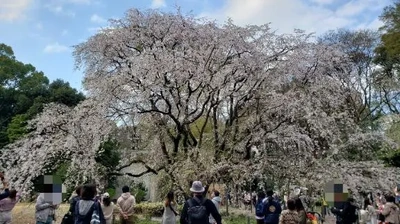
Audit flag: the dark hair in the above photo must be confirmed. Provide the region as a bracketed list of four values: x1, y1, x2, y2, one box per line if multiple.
[364, 198, 371, 210]
[258, 191, 266, 201]
[9, 190, 17, 200]
[287, 199, 296, 210]
[266, 190, 274, 202]
[75, 185, 83, 196]
[81, 184, 97, 200]
[165, 191, 175, 206]
[386, 195, 396, 203]
[122, 186, 130, 193]
[295, 198, 304, 211]
[214, 190, 220, 197]
[103, 196, 111, 206]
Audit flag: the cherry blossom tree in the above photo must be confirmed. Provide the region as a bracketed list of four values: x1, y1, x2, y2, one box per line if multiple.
[2, 9, 398, 195]
[72, 9, 317, 194]
[0, 98, 116, 194]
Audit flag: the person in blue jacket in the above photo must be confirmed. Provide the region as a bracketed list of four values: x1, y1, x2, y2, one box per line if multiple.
[74, 184, 105, 224]
[264, 190, 282, 224]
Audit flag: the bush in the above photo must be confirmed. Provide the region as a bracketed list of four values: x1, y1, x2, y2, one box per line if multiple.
[134, 202, 183, 217]
[105, 187, 116, 198]
[134, 202, 164, 217]
[131, 182, 148, 203]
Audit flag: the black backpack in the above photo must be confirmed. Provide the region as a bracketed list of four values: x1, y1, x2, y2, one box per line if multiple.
[187, 197, 208, 224]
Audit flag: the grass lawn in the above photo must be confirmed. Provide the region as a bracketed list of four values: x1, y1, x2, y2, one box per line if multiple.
[11, 203, 256, 224]
[12, 203, 69, 224]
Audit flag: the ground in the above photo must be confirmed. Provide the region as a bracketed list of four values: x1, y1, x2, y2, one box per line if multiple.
[11, 203, 336, 224]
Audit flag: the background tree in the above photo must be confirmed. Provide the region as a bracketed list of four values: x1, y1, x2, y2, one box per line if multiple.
[318, 29, 383, 128]
[373, 0, 400, 166]
[0, 43, 85, 147]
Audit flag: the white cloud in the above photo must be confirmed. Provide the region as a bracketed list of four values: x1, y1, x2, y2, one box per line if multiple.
[90, 14, 106, 23]
[0, 0, 33, 21]
[43, 42, 70, 53]
[45, 4, 76, 17]
[199, 0, 388, 34]
[336, 0, 371, 17]
[151, 0, 166, 8]
[356, 17, 384, 30]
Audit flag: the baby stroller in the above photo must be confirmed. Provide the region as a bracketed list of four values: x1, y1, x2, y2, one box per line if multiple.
[307, 211, 324, 224]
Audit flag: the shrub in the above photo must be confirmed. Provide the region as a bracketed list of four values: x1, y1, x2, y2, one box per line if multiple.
[105, 187, 116, 198]
[131, 182, 148, 203]
[134, 202, 164, 217]
[133, 202, 183, 217]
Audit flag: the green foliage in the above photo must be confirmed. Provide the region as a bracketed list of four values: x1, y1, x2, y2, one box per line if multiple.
[48, 79, 85, 106]
[134, 202, 164, 217]
[0, 43, 85, 148]
[131, 182, 148, 204]
[96, 139, 121, 171]
[382, 120, 400, 167]
[133, 202, 183, 217]
[135, 219, 159, 224]
[95, 139, 121, 188]
[383, 150, 400, 167]
[105, 187, 117, 198]
[6, 114, 28, 142]
[189, 116, 214, 138]
[374, 1, 400, 87]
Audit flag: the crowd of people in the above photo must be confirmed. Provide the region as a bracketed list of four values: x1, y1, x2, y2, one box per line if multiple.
[250, 188, 400, 224]
[1, 171, 400, 224]
[0, 174, 224, 224]
[62, 184, 136, 224]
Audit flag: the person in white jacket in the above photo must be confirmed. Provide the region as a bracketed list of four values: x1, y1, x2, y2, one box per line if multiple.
[117, 186, 136, 224]
[35, 193, 58, 224]
[209, 190, 222, 224]
[101, 193, 115, 224]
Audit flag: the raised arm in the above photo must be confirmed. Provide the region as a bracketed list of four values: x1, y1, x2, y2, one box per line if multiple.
[208, 200, 222, 224]
[35, 194, 52, 211]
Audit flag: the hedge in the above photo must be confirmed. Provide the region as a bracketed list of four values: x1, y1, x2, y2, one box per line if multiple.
[114, 202, 183, 217]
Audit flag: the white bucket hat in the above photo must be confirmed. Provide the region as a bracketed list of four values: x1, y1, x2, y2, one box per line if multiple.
[190, 181, 205, 193]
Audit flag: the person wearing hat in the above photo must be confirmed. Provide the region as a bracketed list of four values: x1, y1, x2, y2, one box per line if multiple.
[180, 181, 222, 224]
[101, 192, 115, 224]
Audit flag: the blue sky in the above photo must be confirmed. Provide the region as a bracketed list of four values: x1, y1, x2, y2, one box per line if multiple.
[0, 0, 392, 91]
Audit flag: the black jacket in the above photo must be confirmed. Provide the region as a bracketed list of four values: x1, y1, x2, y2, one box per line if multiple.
[69, 196, 80, 214]
[0, 189, 9, 201]
[332, 202, 358, 224]
[180, 196, 222, 224]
